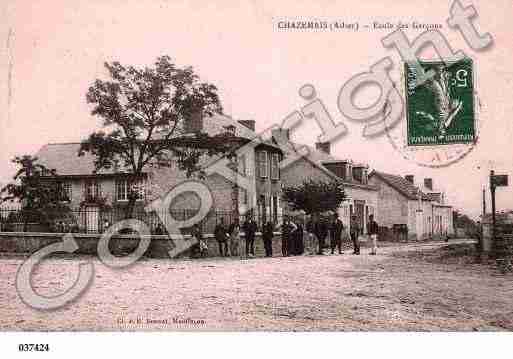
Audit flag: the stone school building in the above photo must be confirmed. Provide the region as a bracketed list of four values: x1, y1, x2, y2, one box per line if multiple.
[33, 113, 284, 233]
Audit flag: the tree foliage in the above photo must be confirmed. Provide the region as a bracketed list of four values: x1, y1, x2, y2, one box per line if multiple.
[80, 56, 231, 217]
[281, 179, 345, 215]
[453, 210, 477, 235]
[0, 155, 71, 229]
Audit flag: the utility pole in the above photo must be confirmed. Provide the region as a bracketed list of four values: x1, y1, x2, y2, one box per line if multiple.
[482, 186, 486, 217]
[490, 170, 496, 243]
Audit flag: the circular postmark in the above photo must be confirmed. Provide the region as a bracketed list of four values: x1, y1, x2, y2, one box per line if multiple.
[383, 105, 480, 168]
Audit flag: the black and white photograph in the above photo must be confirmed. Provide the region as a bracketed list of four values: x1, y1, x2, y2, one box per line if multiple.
[0, 0, 512, 357]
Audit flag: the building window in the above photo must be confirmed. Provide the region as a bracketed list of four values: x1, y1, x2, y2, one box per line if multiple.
[116, 179, 145, 201]
[239, 187, 248, 205]
[347, 165, 353, 181]
[270, 153, 280, 180]
[362, 169, 368, 185]
[258, 151, 268, 178]
[84, 180, 100, 201]
[369, 206, 375, 217]
[272, 195, 278, 223]
[401, 203, 408, 216]
[238, 154, 247, 176]
[59, 181, 72, 202]
[259, 194, 267, 224]
[116, 180, 127, 201]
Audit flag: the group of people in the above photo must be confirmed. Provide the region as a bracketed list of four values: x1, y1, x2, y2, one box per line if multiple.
[196, 212, 380, 259]
[347, 213, 379, 255]
[279, 218, 305, 256]
[212, 217, 258, 258]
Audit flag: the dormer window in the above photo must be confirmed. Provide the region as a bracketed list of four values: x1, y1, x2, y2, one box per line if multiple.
[224, 125, 236, 136]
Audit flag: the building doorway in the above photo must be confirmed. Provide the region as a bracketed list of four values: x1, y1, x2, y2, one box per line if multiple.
[83, 206, 99, 233]
[354, 200, 365, 235]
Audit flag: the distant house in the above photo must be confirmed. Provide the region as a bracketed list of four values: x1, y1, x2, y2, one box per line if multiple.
[368, 172, 454, 240]
[271, 129, 378, 234]
[35, 114, 283, 232]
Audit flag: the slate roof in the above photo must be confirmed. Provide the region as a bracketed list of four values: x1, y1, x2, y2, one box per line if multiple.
[35, 143, 112, 176]
[424, 192, 442, 202]
[278, 140, 377, 190]
[35, 113, 268, 177]
[369, 171, 431, 200]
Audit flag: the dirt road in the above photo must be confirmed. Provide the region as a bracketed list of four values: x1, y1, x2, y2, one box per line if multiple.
[1, 239, 512, 331]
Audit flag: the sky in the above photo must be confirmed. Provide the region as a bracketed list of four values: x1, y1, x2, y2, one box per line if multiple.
[1, 0, 512, 218]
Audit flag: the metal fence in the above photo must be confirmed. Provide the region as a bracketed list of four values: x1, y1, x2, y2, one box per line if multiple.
[0, 207, 259, 235]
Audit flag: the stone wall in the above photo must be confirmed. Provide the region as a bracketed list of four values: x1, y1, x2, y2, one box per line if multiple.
[149, 167, 234, 212]
[0, 231, 283, 259]
[368, 176, 409, 228]
[481, 219, 513, 260]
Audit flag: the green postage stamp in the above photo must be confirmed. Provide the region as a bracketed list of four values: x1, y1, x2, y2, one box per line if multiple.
[404, 58, 475, 146]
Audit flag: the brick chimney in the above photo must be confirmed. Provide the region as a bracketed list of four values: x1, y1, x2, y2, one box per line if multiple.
[424, 178, 433, 190]
[405, 175, 414, 184]
[238, 120, 255, 132]
[315, 142, 330, 154]
[184, 108, 203, 133]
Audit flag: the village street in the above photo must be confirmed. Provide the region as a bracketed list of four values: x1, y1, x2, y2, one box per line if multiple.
[1, 239, 512, 331]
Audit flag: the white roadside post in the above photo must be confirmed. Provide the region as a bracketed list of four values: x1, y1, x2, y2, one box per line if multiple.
[416, 187, 424, 241]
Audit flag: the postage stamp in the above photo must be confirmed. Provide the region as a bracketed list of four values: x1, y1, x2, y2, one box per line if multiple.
[405, 58, 475, 146]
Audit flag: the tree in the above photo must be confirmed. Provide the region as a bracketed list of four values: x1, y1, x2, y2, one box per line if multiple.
[281, 179, 345, 215]
[0, 155, 71, 231]
[453, 209, 477, 236]
[80, 56, 231, 218]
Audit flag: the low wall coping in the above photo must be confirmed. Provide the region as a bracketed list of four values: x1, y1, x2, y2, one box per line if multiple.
[0, 231, 282, 241]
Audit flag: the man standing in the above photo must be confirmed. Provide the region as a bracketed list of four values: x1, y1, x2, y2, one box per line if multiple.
[281, 218, 297, 256]
[243, 216, 258, 257]
[350, 214, 360, 255]
[228, 219, 241, 257]
[330, 213, 344, 255]
[262, 221, 274, 257]
[294, 221, 305, 255]
[367, 214, 379, 255]
[214, 218, 229, 257]
[192, 223, 208, 258]
[281, 218, 291, 257]
[288, 218, 298, 255]
[314, 215, 328, 255]
[306, 216, 315, 255]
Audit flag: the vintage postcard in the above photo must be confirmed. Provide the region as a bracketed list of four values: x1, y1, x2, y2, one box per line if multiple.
[1, 0, 512, 356]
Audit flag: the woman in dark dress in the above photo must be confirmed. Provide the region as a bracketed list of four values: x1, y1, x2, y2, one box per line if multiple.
[294, 223, 304, 255]
[262, 221, 274, 257]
